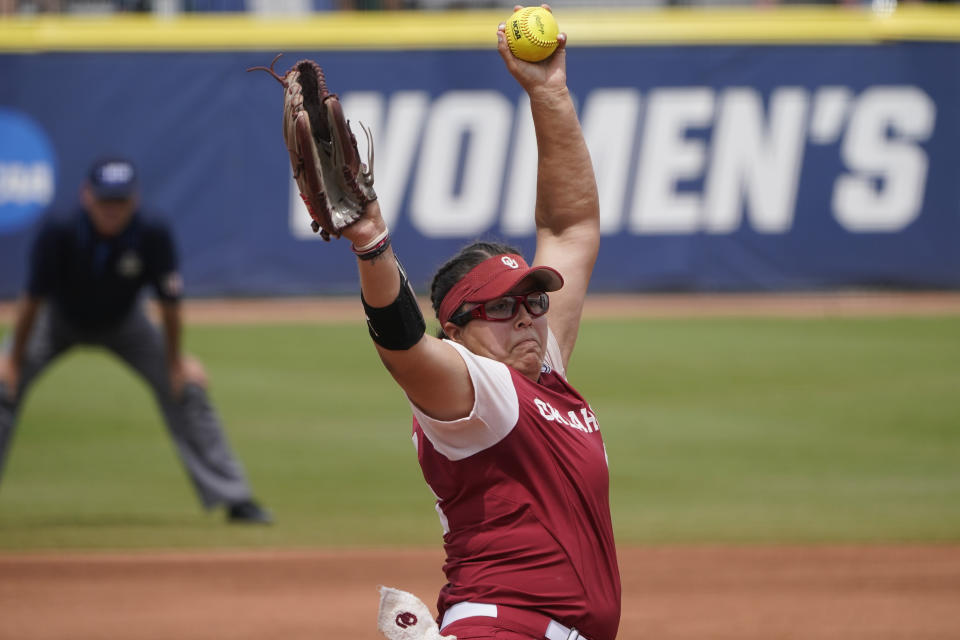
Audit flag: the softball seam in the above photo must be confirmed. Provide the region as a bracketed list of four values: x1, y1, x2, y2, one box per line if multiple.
[519, 9, 556, 49]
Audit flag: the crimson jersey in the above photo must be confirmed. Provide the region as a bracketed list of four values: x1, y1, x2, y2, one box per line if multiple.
[410, 332, 621, 640]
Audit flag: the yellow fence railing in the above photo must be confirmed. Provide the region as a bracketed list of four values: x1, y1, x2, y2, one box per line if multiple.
[1, 6, 959, 52]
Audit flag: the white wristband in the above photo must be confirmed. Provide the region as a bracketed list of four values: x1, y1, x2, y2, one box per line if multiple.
[352, 228, 390, 254]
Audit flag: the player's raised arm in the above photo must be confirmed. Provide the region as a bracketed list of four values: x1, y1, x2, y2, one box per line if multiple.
[497, 8, 601, 370]
[247, 56, 474, 421]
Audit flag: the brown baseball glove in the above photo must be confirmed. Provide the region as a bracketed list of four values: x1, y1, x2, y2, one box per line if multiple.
[248, 54, 376, 240]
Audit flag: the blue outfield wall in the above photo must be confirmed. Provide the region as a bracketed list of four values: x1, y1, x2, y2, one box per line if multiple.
[1, 42, 958, 297]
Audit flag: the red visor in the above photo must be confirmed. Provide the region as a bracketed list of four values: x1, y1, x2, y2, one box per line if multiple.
[438, 254, 564, 326]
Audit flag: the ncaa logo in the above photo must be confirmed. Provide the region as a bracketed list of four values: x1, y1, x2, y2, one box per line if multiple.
[501, 256, 519, 269]
[0, 108, 56, 234]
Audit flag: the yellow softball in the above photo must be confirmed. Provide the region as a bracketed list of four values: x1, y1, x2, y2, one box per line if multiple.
[505, 6, 559, 63]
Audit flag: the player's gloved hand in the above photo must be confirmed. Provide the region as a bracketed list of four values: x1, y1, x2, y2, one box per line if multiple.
[340, 200, 389, 256]
[248, 54, 377, 241]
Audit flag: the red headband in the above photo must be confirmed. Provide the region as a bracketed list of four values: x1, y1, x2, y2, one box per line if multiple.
[438, 253, 564, 326]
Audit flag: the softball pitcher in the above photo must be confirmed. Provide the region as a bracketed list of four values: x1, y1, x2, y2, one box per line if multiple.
[253, 5, 620, 639]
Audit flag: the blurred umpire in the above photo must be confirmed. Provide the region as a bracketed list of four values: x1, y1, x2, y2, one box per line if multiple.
[0, 157, 271, 524]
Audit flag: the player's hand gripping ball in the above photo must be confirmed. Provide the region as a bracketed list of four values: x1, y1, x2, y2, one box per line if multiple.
[505, 6, 559, 63]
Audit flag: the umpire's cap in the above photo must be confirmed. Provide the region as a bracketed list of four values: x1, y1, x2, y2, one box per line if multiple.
[88, 157, 138, 200]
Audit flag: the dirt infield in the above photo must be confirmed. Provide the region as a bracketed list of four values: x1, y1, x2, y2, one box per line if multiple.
[2, 545, 959, 640]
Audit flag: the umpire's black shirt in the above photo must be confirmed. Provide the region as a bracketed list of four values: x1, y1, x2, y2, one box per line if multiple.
[27, 209, 182, 330]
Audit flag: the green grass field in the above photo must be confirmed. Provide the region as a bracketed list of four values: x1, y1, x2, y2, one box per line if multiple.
[1, 315, 958, 550]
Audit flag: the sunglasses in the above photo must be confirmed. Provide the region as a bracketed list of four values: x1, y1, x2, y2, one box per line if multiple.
[450, 292, 550, 326]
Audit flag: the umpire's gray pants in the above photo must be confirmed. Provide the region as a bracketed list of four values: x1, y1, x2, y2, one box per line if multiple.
[0, 303, 253, 509]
